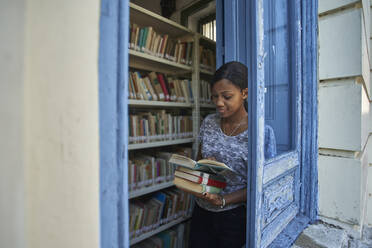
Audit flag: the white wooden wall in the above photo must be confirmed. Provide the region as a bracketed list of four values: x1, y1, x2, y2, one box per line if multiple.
[318, 0, 372, 231]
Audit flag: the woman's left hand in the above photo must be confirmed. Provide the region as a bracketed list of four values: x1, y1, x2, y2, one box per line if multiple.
[202, 192, 224, 206]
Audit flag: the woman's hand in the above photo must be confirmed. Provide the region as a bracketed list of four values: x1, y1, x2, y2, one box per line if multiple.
[174, 186, 224, 206]
[201, 192, 223, 206]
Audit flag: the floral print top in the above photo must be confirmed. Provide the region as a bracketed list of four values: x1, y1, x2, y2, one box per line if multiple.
[196, 113, 277, 212]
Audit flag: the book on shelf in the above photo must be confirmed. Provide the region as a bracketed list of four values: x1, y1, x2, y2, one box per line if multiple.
[129, 188, 193, 239]
[129, 23, 193, 66]
[199, 45, 216, 72]
[129, 71, 193, 103]
[200, 79, 212, 104]
[129, 148, 192, 192]
[129, 111, 192, 144]
[148, 72, 165, 101]
[168, 154, 233, 173]
[132, 221, 191, 248]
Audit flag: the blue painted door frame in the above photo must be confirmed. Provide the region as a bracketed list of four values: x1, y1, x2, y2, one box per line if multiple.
[216, 0, 318, 247]
[98, 0, 317, 247]
[99, 0, 130, 247]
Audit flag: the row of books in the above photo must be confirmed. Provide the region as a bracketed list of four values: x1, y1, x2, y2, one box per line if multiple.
[129, 111, 192, 144]
[129, 188, 194, 238]
[129, 71, 194, 103]
[129, 152, 173, 192]
[129, 148, 193, 192]
[130, 23, 194, 65]
[132, 221, 191, 248]
[200, 45, 216, 72]
[200, 79, 213, 104]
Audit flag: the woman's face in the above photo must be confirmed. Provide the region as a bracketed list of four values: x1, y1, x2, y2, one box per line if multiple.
[211, 79, 248, 118]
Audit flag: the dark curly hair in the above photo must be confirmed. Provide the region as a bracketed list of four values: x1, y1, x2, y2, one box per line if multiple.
[210, 61, 248, 110]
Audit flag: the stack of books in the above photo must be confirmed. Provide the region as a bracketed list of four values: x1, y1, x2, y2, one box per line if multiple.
[169, 154, 233, 194]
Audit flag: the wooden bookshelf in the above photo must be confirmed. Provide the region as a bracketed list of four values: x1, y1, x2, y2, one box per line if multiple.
[129, 99, 193, 108]
[128, 3, 216, 246]
[129, 49, 192, 74]
[129, 181, 174, 199]
[130, 3, 193, 38]
[130, 216, 191, 245]
[200, 68, 214, 75]
[128, 138, 194, 150]
[200, 103, 215, 109]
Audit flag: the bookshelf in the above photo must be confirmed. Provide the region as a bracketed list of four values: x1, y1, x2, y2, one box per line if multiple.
[130, 216, 191, 245]
[129, 99, 193, 108]
[129, 49, 192, 74]
[129, 181, 174, 199]
[128, 2, 216, 246]
[128, 138, 194, 150]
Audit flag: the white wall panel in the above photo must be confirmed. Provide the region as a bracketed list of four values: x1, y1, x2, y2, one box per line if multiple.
[362, 86, 370, 148]
[366, 139, 372, 226]
[362, 13, 371, 98]
[319, 155, 362, 225]
[362, 0, 370, 41]
[319, 8, 362, 80]
[319, 80, 362, 151]
[0, 1, 25, 248]
[24, 0, 100, 247]
[319, 0, 358, 14]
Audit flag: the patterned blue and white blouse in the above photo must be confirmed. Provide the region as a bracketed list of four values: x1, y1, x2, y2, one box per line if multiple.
[196, 113, 277, 212]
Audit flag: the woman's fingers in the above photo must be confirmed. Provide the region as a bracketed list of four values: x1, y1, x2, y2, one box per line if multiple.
[203, 192, 221, 205]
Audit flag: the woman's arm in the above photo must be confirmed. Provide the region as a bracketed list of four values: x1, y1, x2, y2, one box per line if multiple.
[203, 188, 247, 207]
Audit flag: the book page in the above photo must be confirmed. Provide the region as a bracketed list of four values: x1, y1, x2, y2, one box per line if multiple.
[196, 159, 230, 169]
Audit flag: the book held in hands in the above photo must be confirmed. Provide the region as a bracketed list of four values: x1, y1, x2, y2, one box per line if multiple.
[168, 154, 231, 194]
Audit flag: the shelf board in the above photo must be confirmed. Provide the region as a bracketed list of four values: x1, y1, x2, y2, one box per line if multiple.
[200, 69, 214, 75]
[200, 103, 215, 109]
[130, 3, 193, 37]
[129, 99, 193, 108]
[129, 49, 192, 74]
[129, 181, 174, 199]
[130, 216, 191, 245]
[128, 138, 194, 150]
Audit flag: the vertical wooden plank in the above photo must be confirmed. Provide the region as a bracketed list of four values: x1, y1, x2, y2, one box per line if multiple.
[300, 0, 319, 222]
[224, 0, 236, 62]
[192, 34, 200, 159]
[246, 0, 266, 247]
[118, 0, 130, 247]
[99, 0, 130, 247]
[216, 0, 224, 67]
[99, 0, 120, 247]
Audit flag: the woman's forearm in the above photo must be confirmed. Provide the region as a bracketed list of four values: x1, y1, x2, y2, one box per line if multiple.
[224, 188, 247, 205]
[202, 187, 247, 206]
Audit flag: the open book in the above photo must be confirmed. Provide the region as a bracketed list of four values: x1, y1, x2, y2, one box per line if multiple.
[168, 154, 234, 173]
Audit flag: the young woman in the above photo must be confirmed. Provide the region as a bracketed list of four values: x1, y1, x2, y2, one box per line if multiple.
[188, 61, 276, 248]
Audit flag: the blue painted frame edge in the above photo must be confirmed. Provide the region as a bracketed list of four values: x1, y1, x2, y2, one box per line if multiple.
[118, 0, 130, 246]
[99, 0, 130, 247]
[300, 0, 318, 222]
[99, 0, 120, 247]
[246, 0, 266, 247]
